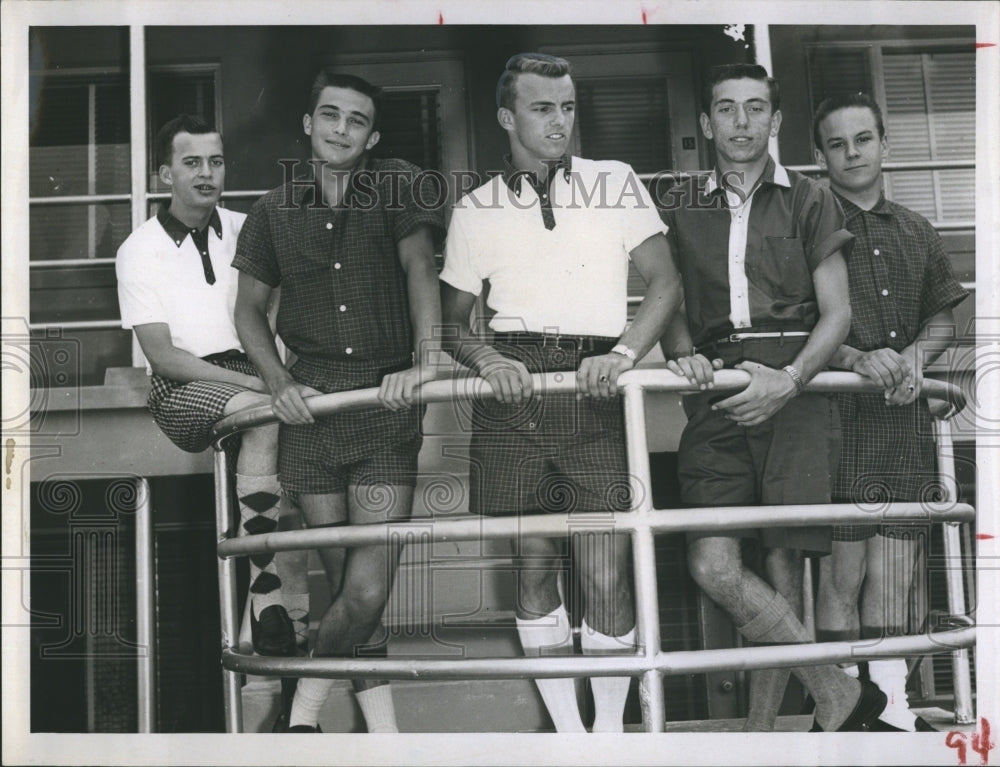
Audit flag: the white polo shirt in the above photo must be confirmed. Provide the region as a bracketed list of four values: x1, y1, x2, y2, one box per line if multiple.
[116, 206, 246, 360]
[440, 157, 666, 338]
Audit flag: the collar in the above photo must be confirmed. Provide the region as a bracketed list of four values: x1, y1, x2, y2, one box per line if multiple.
[834, 191, 894, 220]
[502, 154, 572, 195]
[157, 206, 223, 247]
[704, 156, 790, 197]
[291, 156, 373, 207]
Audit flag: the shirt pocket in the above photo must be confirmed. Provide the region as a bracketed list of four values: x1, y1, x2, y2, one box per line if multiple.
[747, 236, 811, 302]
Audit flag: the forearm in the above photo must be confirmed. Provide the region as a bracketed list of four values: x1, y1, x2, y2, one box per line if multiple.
[658, 309, 695, 361]
[790, 307, 851, 382]
[406, 256, 443, 367]
[829, 343, 863, 371]
[618, 275, 683, 361]
[148, 347, 256, 388]
[235, 302, 293, 392]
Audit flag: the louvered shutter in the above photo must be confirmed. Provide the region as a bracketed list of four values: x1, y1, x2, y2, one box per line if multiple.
[882, 50, 974, 223]
[576, 77, 671, 174]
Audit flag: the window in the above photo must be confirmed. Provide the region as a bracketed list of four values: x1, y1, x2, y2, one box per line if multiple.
[807, 42, 975, 226]
[28, 31, 224, 387]
[371, 87, 443, 172]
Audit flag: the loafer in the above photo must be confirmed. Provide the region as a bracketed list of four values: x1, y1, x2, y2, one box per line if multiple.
[867, 714, 938, 732]
[287, 724, 322, 733]
[812, 680, 888, 732]
[914, 716, 937, 732]
[835, 680, 888, 731]
[250, 604, 297, 657]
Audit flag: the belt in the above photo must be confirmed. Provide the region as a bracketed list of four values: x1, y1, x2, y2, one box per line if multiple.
[202, 349, 249, 363]
[492, 332, 618, 355]
[695, 329, 810, 354]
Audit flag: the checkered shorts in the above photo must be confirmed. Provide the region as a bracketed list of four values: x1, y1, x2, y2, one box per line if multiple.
[278, 356, 424, 494]
[468, 341, 631, 517]
[147, 357, 258, 453]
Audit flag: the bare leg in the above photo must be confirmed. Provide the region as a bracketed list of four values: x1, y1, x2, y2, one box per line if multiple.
[688, 536, 863, 731]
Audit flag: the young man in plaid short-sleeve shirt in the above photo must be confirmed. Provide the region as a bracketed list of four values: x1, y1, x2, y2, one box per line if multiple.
[116, 115, 308, 660]
[812, 93, 969, 732]
[233, 71, 444, 733]
[441, 53, 684, 732]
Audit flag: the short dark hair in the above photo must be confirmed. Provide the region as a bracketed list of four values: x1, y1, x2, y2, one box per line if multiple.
[496, 52, 572, 110]
[307, 69, 382, 130]
[156, 114, 217, 167]
[812, 92, 886, 148]
[700, 63, 780, 114]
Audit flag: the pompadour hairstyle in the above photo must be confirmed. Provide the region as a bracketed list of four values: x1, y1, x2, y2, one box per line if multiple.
[812, 92, 886, 148]
[496, 52, 572, 110]
[307, 69, 382, 130]
[700, 63, 780, 114]
[155, 114, 217, 167]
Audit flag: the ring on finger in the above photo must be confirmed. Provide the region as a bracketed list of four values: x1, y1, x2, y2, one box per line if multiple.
[599, 375, 610, 383]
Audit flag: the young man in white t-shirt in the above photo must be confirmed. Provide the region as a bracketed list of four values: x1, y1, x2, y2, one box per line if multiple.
[116, 115, 309, 663]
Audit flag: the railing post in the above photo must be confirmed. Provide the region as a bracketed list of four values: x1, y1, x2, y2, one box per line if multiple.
[134, 477, 156, 732]
[934, 417, 975, 724]
[621, 382, 665, 732]
[215, 446, 243, 733]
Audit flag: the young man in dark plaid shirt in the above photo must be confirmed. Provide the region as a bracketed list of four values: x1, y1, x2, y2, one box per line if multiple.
[233, 71, 444, 732]
[812, 92, 969, 732]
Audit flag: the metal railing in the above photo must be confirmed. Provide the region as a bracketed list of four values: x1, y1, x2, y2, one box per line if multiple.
[210, 369, 975, 733]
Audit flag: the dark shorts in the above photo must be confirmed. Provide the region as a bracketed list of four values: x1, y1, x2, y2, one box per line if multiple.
[468, 338, 631, 517]
[147, 356, 258, 453]
[278, 356, 423, 495]
[677, 391, 840, 557]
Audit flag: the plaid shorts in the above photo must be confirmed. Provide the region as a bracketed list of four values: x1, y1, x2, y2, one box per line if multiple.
[278, 356, 424, 494]
[468, 339, 631, 517]
[678, 391, 839, 557]
[147, 356, 258, 453]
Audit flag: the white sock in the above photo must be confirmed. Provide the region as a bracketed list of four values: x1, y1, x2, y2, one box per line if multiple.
[289, 672, 336, 729]
[355, 684, 399, 733]
[839, 663, 860, 679]
[869, 658, 917, 731]
[580, 620, 635, 733]
[516, 604, 586, 732]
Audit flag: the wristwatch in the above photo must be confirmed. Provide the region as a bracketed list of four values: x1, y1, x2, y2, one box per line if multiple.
[782, 364, 806, 395]
[611, 344, 637, 362]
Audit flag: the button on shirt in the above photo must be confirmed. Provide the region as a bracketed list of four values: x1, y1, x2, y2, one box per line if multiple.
[233, 158, 444, 364]
[835, 193, 969, 354]
[662, 158, 854, 347]
[117, 206, 245, 362]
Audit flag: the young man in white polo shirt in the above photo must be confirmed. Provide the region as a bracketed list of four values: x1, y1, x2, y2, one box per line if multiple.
[116, 115, 309, 660]
[440, 53, 683, 732]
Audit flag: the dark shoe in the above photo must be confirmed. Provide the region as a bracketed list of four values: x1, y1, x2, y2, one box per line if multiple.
[271, 710, 290, 733]
[835, 680, 888, 731]
[811, 680, 888, 732]
[914, 716, 937, 732]
[250, 604, 297, 657]
[287, 724, 322, 733]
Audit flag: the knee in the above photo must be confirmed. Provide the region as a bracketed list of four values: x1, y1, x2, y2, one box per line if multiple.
[340, 585, 389, 625]
[687, 549, 743, 598]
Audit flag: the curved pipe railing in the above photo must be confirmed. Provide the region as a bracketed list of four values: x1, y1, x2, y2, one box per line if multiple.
[211, 369, 974, 733]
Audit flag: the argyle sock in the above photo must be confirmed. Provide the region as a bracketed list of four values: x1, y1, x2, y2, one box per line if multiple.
[355, 684, 399, 733]
[516, 604, 586, 732]
[283, 591, 310, 651]
[580, 620, 635, 733]
[237, 473, 283, 614]
[868, 658, 917, 731]
[737, 591, 861, 731]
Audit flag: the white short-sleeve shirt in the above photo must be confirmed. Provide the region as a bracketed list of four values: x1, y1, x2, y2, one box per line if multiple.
[116, 207, 246, 359]
[440, 157, 666, 337]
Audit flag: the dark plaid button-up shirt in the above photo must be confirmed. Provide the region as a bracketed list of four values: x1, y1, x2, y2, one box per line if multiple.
[833, 192, 969, 504]
[233, 157, 444, 365]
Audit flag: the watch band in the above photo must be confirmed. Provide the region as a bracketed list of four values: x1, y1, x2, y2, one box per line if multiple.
[782, 364, 805, 395]
[611, 343, 636, 362]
